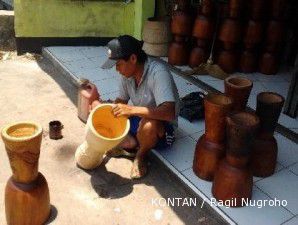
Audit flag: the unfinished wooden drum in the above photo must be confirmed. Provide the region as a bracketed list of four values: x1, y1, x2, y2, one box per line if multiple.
[217, 50, 238, 74]
[225, 112, 260, 159]
[259, 52, 279, 75]
[250, 0, 265, 20]
[1, 122, 43, 183]
[271, 0, 286, 20]
[189, 46, 208, 68]
[196, 39, 208, 48]
[244, 20, 263, 49]
[212, 112, 259, 207]
[168, 40, 189, 65]
[193, 135, 226, 181]
[224, 75, 253, 111]
[240, 50, 258, 73]
[1, 121, 51, 225]
[229, 0, 243, 18]
[200, 0, 214, 16]
[266, 20, 283, 46]
[252, 92, 285, 177]
[218, 18, 242, 48]
[219, 3, 230, 19]
[204, 94, 234, 143]
[171, 10, 193, 36]
[5, 173, 51, 225]
[193, 94, 233, 181]
[192, 15, 214, 40]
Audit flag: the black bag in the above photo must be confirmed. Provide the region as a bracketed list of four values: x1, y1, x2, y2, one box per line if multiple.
[179, 92, 206, 122]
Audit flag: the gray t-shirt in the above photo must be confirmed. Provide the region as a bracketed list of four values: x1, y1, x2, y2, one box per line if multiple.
[117, 57, 180, 127]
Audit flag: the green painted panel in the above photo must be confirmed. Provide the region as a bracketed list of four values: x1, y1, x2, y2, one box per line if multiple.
[14, 0, 154, 38]
[134, 0, 155, 39]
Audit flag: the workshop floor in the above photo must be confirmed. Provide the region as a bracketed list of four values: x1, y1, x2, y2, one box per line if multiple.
[43, 46, 298, 225]
[0, 56, 228, 225]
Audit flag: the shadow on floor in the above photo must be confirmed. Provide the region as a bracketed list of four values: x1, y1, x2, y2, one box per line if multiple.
[36, 57, 78, 106]
[55, 143, 78, 161]
[79, 157, 133, 199]
[83, 154, 227, 225]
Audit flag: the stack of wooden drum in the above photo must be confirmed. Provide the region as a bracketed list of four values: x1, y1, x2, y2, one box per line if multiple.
[168, 0, 286, 75]
[259, 0, 287, 74]
[168, 0, 193, 65]
[240, 0, 263, 73]
[217, 0, 242, 73]
[193, 76, 285, 207]
[189, 0, 214, 68]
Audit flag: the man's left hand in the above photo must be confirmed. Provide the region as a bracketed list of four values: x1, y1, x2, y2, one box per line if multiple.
[112, 103, 134, 117]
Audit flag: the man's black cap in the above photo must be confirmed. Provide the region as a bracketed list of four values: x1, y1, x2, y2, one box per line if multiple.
[101, 35, 143, 69]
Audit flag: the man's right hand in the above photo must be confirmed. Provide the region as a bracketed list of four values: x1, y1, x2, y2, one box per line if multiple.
[112, 104, 134, 117]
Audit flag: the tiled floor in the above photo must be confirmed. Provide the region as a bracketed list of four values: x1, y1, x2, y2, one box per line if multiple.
[43, 46, 298, 225]
[168, 60, 298, 131]
[189, 68, 298, 133]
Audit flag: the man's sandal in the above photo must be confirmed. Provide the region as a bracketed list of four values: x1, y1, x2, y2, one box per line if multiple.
[106, 147, 136, 158]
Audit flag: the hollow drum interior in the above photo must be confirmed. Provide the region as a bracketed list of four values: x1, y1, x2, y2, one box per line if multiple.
[92, 105, 128, 139]
[226, 77, 252, 88]
[258, 92, 284, 105]
[7, 124, 38, 138]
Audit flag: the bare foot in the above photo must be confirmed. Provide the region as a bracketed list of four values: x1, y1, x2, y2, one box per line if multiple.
[130, 158, 147, 179]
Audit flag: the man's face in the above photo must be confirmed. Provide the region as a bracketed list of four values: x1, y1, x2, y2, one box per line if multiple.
[115, 55, 137, 78]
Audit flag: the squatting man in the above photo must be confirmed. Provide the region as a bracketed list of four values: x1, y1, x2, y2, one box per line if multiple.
[99, 35, 180, 179]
